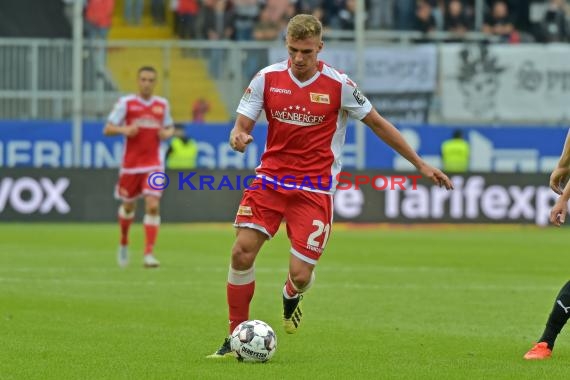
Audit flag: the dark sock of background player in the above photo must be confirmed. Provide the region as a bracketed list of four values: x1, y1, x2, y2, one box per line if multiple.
[538, 281, 570, 349]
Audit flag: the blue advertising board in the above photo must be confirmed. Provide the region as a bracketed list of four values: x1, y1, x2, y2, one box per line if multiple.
[0, 120, 566, 172]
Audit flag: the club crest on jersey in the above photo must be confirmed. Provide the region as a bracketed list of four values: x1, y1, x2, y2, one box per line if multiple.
[237, 205, 253, 216]
[310, 92, 330, 104]
[352, 88, 366, 106]
[152, 105, 164, 115]
[242, 87, 252, 103]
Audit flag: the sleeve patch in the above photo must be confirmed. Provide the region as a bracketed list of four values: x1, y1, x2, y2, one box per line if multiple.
[352, 88, 366, 106]
[242, 88, 253, 103]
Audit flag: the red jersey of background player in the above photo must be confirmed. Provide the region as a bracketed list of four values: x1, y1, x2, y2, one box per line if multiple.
[108, 95, 174, 173]
[236, 60, 372, 192]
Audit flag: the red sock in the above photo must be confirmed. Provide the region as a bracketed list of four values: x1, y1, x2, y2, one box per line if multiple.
[143, 214, 160, 255]
[284, 276, 298, 298]
[118, 206, 134, 246]
[227, 281, 255, 334]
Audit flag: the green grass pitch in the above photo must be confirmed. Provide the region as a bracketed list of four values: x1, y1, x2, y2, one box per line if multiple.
[1, 223, 570, 379]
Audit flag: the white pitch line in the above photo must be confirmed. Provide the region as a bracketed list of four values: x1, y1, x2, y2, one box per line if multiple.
[0, 276, 561, 292]
[0, 265, 467, 275]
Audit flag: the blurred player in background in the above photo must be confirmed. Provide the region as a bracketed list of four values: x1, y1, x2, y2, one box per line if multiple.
[524, 130, 570, 360]
[208, 14, 453, 358]
[103, 66, 174, 268]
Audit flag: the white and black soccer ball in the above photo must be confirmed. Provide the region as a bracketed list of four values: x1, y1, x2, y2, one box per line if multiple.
[230, 320, 277, 362]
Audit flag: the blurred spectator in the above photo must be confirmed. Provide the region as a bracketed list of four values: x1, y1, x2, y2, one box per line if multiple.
[295, 0, 326, 29]
[165, 125, 198, 169]
[176, 0, 199, 39]
[151, 0, 166, 25]
[233, 0, 260, 40]
[369, 0, 395, 29]
[514, 0, 532, 34]
[415, 0, 437, 33]
[283, 2, 297, 25]
[297, 0, 323, 14]
[192, 98, 210, 122]
[426, 0, 446, 31]
[124, 0, 144, 25]
[445, 0, 470, 35]
[84, 0, 114, 87]
[248, 5, 283, 83]
[540, 0, 569, 42]
[395, 0, 416, 30]
[483, 0, 520, 43]
[264, 0, 291, 21]
[253, 6, 282, 40]
[338, 0, 371, 30]
[338, 0, 357, 30]
[462, 0, 476, 25]
[322, 0, 344, 29]
[201, 0, 234, 76]
[441, 129, 470, 173]
[85, 0, 114, 38]
[311, 6, 325, 24]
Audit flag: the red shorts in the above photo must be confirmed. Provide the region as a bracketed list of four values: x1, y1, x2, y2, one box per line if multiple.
[234, 178, 333, 264]
[114, 172, 163, 202]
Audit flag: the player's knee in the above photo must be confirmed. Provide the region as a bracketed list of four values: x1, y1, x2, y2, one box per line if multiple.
[122, 203, 136, 214]
[145, 201, 160, 215]
[231, 242, 257, 270]
[146, 206, 159, 215]
[289, 269, 314, 291]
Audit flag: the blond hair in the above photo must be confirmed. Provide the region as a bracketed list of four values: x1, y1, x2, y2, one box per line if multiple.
[286, 14, 322, 40]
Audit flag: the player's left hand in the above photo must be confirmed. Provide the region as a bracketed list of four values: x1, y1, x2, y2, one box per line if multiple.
[550, 197, 569, 226]
[418, 162, 454, 190]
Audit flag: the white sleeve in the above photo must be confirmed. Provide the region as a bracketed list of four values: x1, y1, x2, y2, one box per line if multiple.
[341, 75, 373, 121]
[163, 100, 174, 127]
[107, 97, 127, 125]
[236, 73, 265, 121]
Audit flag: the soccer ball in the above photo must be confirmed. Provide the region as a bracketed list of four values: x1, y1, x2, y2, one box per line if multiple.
[230, 320, 277, 362]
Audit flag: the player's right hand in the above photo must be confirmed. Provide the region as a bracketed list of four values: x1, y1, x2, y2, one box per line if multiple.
[123, 125, 139, 137]
[230, 131, 253, 153]
[550, 197, 569, 226]
[418, 162, 454, 190]
[550, 167, 570, 195]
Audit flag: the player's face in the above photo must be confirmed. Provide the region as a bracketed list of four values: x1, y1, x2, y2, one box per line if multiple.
[137, 70, 157, 98]
[286, 36, 323, 81]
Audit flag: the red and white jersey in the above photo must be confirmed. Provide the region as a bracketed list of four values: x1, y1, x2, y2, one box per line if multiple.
[237, 60, 372, 193]
[108, 95, 174, 173]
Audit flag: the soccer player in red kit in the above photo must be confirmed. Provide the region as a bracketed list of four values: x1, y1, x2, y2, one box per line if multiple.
[208, 14, 454, 357]
[104, 66, 174, 268]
